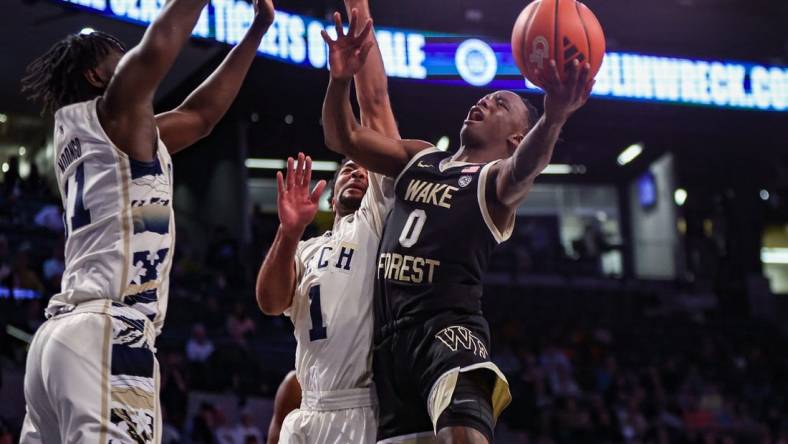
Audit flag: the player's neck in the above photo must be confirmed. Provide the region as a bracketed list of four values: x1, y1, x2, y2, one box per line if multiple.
[333, 208, 353, 224]
[452, 144, 506, 164]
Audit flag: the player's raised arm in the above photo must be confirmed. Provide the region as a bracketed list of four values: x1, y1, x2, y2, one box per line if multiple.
[99, 0, 209, 160]
[256, 154, 327, 316]
[344, 1, 399, 139]
[321, 11, 430, 178]
[156, 0, 275, 154]
[493, 60, 594, 210]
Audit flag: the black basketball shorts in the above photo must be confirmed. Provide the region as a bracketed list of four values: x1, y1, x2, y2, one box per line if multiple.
[373, 311, 511, 443]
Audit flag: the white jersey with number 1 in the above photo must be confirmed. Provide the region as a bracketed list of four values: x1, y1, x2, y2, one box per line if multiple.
[279, 172, 392, 443]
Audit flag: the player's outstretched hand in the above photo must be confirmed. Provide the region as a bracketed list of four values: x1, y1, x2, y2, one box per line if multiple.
[536, 59, 595, 124]
[320, 9, 374, 81]
[252, 0, 276, 28]
[277, 153, 327, 233]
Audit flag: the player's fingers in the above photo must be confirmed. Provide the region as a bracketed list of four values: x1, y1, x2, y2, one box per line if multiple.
[575, 62, 590, 98]
[276, 171, 285, 195]
[304, 156, 313, 187]
[295, 152, 306, 186]
[356, 18, 373, 42]
[564, 59, 578, 92]
[286, 157, 295, 190]
[534, 68, 546, 88]
[583, 79, 596, 101]
[320, 29, 334, 45]
[334, 12, 344, 37]
[545, 60, 561, 88]
[310, 180, 327, 204]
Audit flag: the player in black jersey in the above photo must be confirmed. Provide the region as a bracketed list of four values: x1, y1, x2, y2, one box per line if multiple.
[321, 12, 594, 444]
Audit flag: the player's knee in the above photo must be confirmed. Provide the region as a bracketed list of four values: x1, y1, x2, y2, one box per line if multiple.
[436, 426, 489, 444]
[435, 370, 496, 444]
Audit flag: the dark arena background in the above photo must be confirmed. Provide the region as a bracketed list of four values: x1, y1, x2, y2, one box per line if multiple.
[1, 0, 788, 442]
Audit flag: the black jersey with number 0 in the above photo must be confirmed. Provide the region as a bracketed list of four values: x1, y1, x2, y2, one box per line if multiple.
[374, 148, 511, 340]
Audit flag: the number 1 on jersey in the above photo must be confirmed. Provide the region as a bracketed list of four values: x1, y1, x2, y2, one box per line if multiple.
[308, 285, 327, 341]
[66, 163, 92, 235]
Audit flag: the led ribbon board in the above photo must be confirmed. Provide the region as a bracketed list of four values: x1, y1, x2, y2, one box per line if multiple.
[58, 0, 788, 111]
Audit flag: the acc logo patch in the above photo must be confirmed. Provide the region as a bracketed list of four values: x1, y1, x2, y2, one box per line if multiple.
[458, 175, 473, 188]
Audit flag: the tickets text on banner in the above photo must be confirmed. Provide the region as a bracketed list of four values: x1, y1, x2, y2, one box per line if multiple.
[57, 0, 788, 111]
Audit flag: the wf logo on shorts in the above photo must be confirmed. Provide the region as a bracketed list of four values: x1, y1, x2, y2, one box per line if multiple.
[435, 326, 489, 359]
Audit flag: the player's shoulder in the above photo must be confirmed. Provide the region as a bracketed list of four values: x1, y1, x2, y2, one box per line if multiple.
[403, 139, 437, 159]
[394, 146, 446, 182]
[54, 98, 98, 124]
[298, 231, 332, 255]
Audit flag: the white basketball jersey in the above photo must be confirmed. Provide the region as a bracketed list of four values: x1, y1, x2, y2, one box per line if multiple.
[48, 98, 175, 335]
[287, 172, 393, 392]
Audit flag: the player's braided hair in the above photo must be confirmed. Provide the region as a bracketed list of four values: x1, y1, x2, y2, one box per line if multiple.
[520, 96, 540, 132]
[21, 31, 125, 115]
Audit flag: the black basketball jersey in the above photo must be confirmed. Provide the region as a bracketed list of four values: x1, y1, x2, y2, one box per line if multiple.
[374, 148, 512, 339]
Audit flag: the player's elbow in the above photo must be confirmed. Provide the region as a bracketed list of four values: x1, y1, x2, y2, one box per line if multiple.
[256, 293, 286, 316]
[180, 106, 217, 140]
[323, 128, 355, 157]
[193, 115, 216, 140]
[496, 168, 535, 209]
[255, 282, 291, 316]
[322, 131, 342, 154]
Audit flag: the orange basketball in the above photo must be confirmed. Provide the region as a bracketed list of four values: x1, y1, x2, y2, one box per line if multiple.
[512, 0, 605, 88]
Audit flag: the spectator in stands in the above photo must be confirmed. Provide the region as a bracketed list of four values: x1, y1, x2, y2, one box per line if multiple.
[214, 410, 236, 444]
[540, 343, 572, 395]
[202, 294, 225, 332]
[234, 409, 263, 444]
[2, 156, 21, 199]
[186, 323, 214, 389]
[162, 408, 182, 444]
[0, 235, 11, 288]
[33, 203, 64, 233]
[173, 232, 205, 283]
[41, 239, 64, 295]
[206, 225, 244, 288]
[12, 244, 44, 295]
[161, 351, 189, 429]
[190, 402, 217, 444]
[616, 397, 648, 442]
[227, 302, 255, 346]
[21, 163, 48, 200]
[186, 323, 215, 363]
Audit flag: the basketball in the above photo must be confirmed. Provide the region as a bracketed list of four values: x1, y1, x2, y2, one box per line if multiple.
[512, 0, 605, 87]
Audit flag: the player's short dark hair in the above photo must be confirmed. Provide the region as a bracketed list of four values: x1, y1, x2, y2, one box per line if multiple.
[21, 31, 125, 115]
[327, 157, 353, 204]
[520, 96, 540, 132]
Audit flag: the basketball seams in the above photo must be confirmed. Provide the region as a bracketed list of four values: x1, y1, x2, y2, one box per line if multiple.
[522, 1, 540, 78]
[576, 1, 593, 67]
[515, 0, 604, 85]
[523, 2, 540, 48]
[553, 0, 560, 63]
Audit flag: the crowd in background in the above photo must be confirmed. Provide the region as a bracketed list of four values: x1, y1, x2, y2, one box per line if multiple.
[2, 159, 788, 443]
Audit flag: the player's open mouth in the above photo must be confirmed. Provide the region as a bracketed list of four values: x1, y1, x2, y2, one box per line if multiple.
[345, 182, 365, 193]
[466, 107, 484, 122]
